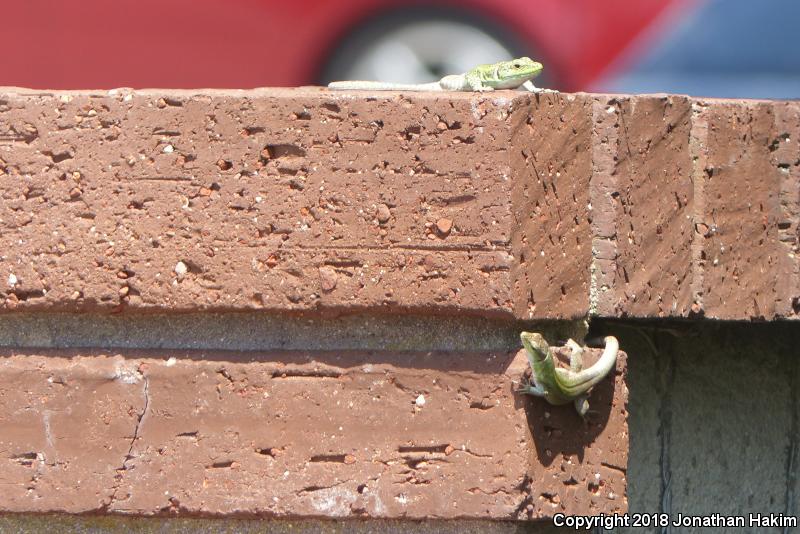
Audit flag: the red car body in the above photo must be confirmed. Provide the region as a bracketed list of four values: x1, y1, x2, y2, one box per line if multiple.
[3, 0, 681, 91]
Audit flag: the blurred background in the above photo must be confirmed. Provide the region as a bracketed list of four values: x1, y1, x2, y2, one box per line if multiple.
[2, 0, 798, 98]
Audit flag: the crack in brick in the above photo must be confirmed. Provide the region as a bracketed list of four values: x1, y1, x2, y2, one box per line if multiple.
[454, 447, 493, 459]
[297, 480, 346, 495]
[275, 243, 511, 253]
[107, 372, 150, 509]
[467, 486, 513, 496]
[216, 368, 234, 384]
[600, 462, 627, 475]
[271, 368, 342, 379]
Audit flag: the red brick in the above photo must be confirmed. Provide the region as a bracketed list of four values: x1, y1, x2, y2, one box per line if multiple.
[511, 92, 593, 319]
[595, 95, 694, 317]
[691, 99, 798, 319]
[0, 89, 522, 316]
[771, 102, 800, 317]
[0, 346, 628, 518]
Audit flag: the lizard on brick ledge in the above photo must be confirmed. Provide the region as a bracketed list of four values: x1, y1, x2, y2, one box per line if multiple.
[328, 57, 548, 92]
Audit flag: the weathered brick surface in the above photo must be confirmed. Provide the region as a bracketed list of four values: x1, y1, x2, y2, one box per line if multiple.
[0, 88, 798, 319]
[511, 93, 593, 319]
[692, 100, 799, 319]
[595, 95, 695, 317]
[0, 89, 521, 317]
[773, 102, 800, 317]
[0, 346, 628, 519]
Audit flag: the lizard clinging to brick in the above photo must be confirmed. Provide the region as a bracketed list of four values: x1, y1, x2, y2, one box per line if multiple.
[517, 332, 619, 416]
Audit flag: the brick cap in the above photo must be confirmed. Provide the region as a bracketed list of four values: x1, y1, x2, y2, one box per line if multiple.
[0, 88, 797, 320]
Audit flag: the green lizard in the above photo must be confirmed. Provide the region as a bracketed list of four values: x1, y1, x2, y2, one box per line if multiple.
[327, 57, 545, 92]
[518, 332, 619, 416]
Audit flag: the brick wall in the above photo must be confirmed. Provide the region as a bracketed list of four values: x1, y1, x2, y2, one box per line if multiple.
[0, 87, 798, 521]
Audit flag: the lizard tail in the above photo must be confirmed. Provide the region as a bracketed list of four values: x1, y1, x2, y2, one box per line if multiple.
[556, 336, 619, 396]
[327, 81, 442, 91]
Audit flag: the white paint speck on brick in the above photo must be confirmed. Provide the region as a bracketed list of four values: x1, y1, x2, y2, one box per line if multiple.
[309, 487, 357, 517]
[174, 261, 188, 279]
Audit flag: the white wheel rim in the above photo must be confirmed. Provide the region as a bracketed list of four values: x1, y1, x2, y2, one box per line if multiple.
[340, 20, 516, 84]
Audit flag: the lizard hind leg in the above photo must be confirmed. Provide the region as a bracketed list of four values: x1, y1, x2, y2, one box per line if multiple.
[566, 339, 585, 372]
[574, 395, 589, 417]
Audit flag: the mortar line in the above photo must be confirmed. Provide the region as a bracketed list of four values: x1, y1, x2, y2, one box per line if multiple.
[589, 97, 622, 316]
[622, 326, 676, 530]
[654, 331, 675, 534]
[784, 347, 799, 534]
[688, 101, 709, 315]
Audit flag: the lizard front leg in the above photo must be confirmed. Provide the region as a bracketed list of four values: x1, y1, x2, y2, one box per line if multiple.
[521, 80, 557, 93]
[518, 381, 547, 397]
[463, 72, 494, 92]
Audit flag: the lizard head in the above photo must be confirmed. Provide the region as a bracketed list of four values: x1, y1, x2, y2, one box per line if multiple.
[497, 57, 543, 83]
[520, 331, 549, 361]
